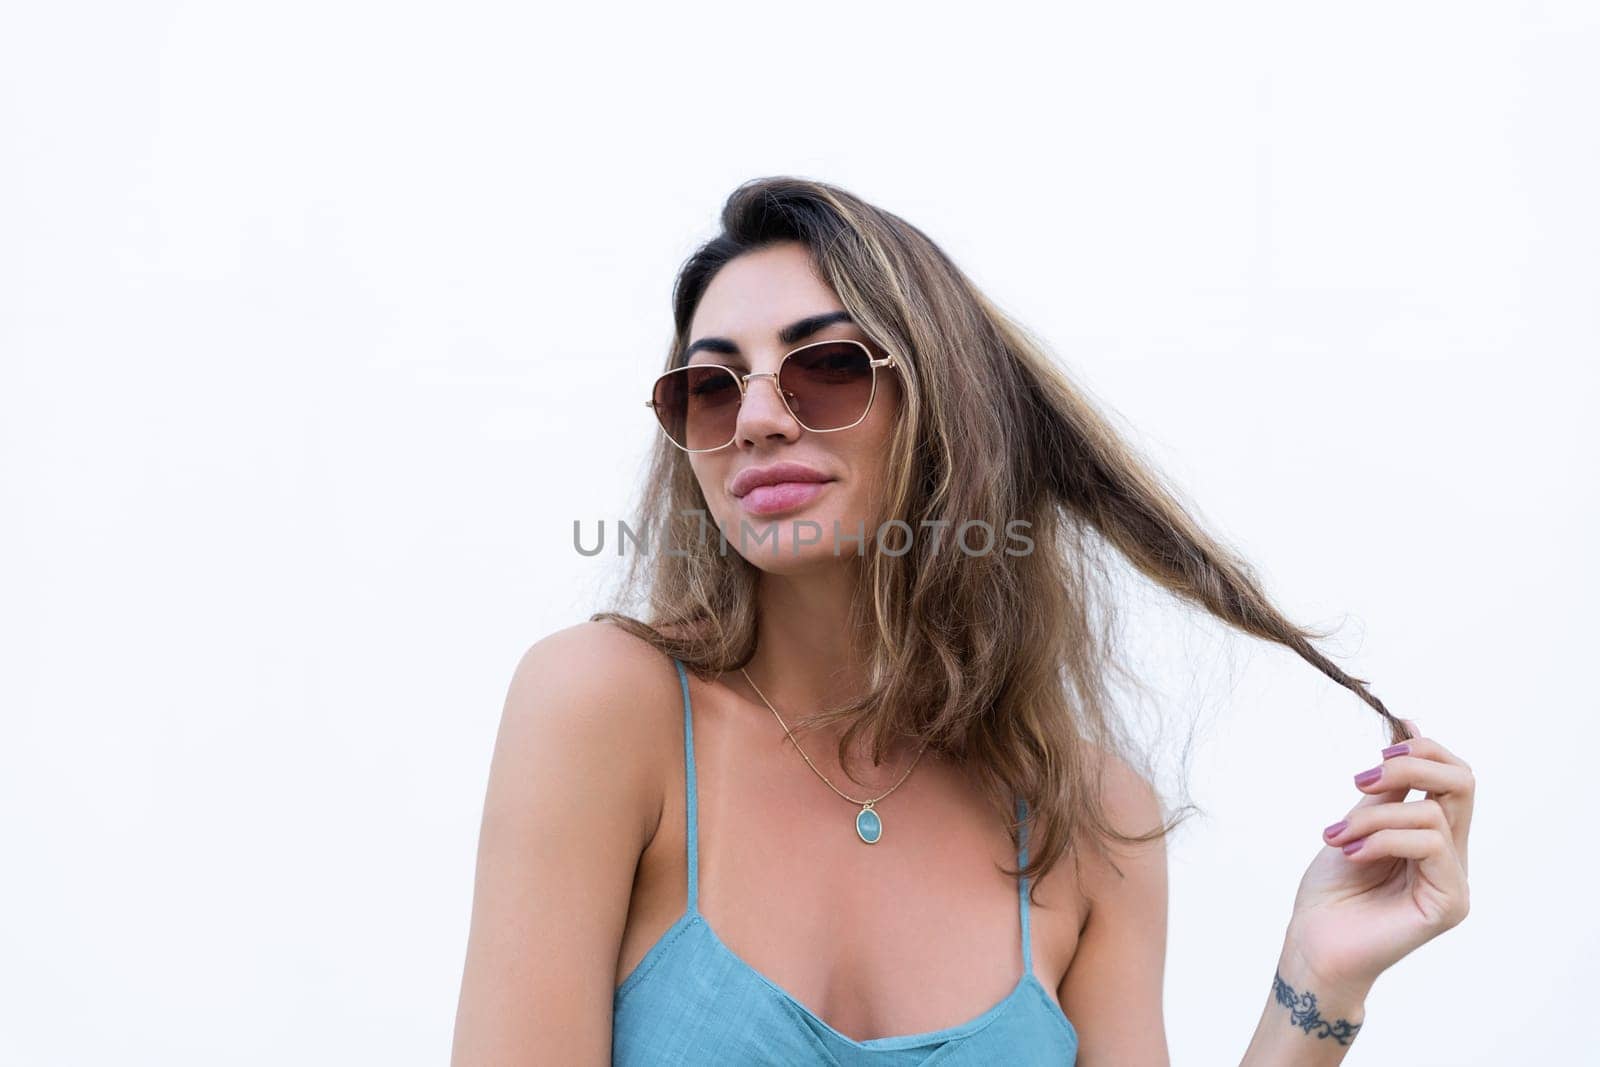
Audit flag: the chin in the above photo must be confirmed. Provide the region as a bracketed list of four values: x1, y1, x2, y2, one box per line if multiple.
[713, 505, 872, 572]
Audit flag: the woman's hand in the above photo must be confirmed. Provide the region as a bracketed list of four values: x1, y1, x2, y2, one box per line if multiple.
[1281, 719, 1475, 1005]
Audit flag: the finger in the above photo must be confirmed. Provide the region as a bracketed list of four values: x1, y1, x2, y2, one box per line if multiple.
[1353, 754, 1474, 802]
[1348, 785, 1407, 811]
[1380, 731, 1473, 775]
[1337, 827, 1470, 928]
[1359, 743, 1475, 862]
[1322, 797, 1448, 847]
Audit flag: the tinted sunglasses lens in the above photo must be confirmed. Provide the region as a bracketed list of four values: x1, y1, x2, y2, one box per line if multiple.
[779, 342, 877, 430]
[653, 365, 740, 449]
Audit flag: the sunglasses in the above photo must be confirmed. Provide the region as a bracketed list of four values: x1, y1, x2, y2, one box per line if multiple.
[645, 338, 899, 453]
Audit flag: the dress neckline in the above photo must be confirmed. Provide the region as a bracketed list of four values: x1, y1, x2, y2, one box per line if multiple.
[616, 905, 1079, 1052]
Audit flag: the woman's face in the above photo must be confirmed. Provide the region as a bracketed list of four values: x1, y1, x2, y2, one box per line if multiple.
[683, 241, 902, 574]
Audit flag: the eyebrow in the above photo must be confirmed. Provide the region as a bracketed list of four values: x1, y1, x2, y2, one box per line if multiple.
[678, 310, 856, 367]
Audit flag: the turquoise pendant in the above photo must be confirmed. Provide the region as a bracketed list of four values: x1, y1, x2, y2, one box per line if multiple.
[855, 804, 882, 844]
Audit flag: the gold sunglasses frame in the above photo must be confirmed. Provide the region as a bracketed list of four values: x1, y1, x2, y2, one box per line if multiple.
[644, 338, 899, 454]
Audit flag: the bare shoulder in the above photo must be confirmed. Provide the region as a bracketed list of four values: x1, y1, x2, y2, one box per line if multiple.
[1055, 746, 1171, 1064]
[509, 616, 682, 694]
[450, 619, 685, 1064]
[495, 619, 683, 839]
[1085, 751, 1167, 869]
[1027, 748, 1166, 917]
[504, 618, 684, 723]
[1067, 748, 1168, 920]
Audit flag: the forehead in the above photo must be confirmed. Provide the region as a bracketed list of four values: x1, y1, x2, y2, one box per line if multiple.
[687, 242, 842, 342]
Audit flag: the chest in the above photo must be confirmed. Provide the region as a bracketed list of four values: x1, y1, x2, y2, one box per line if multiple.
[614, 681, 1087, 1044]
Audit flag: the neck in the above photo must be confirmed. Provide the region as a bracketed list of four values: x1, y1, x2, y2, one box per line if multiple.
[741, 562, 919, 770]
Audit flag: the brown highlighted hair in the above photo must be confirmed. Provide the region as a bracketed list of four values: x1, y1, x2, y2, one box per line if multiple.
[593, 175, 1411, 891]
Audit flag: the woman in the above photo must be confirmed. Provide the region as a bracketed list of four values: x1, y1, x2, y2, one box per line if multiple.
[451, 177, 1475, 1065]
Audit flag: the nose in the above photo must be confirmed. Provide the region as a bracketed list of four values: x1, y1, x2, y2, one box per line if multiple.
[734, 371, 801, 448]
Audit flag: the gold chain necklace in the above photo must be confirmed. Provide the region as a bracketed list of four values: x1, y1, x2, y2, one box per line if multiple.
[739, 666, 930, 845]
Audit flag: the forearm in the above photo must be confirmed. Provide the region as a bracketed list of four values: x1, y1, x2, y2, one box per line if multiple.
[1239, 940, 1371, 1066]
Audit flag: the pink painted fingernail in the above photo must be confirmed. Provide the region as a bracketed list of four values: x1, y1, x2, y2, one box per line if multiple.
[1354, 766, 1383, 787]
[1382, 742, 1410, 759]
[1323, 819, 1349, 839]
[1342, 838, 1365, 855]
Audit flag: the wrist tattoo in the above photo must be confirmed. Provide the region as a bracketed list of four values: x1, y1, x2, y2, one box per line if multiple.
[1272, 969, 1362, 1046]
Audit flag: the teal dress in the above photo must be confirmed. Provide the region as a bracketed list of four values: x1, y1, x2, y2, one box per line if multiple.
[612, 657, 1080, 1065]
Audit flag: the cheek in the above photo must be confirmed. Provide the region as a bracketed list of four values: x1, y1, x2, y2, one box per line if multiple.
[688, 457, 725, 511]
[837, 432, 896, 520]
[854, 390, 901, 486]
[865, 380, 903, 455]
[688, 454, 713, 495]
[851, 452, 892, 512]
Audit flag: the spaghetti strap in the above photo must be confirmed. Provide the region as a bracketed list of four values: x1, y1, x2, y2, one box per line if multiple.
[1016, 795, 1033, 976]
[673, 657, 700, 913]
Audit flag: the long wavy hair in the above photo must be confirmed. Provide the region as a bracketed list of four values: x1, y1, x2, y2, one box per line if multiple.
[592, 175, 1411, 892]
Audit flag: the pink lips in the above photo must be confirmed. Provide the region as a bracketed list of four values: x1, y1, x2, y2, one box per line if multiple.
[739, 481, 829, 516]
[729, 461, 833, 516]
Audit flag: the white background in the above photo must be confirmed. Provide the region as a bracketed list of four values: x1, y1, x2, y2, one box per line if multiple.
[3, 2, 1595, 1064]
